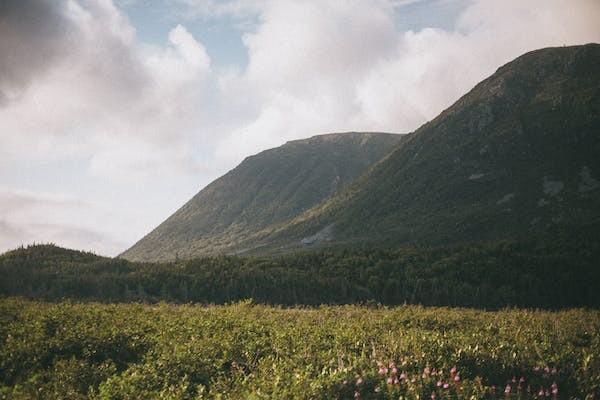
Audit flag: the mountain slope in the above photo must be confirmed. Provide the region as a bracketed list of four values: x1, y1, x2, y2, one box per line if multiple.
[122, 132, 402, 261]
[255, 44, 600, 251]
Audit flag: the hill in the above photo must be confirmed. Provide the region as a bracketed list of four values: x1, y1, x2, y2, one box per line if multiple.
[0, 244, 103, 265]
[124, 44, 600, 259]
[122, 132, 402, 261]
[255, 44, 600, 251]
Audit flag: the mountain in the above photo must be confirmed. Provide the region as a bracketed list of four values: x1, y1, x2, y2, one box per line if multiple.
[125, 44, 600, 261]
[257, 44, 600, 251]
[122, 132, 402, 261]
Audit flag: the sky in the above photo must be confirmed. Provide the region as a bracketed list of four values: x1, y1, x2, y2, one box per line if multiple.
[1, 0, 599, 256]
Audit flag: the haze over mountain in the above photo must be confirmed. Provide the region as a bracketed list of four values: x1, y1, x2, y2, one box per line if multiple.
[122, 132, 402, 261]
[124, 44, 600, 261]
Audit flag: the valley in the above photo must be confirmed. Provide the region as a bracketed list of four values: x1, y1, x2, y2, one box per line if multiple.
[2, 44, 599, 399]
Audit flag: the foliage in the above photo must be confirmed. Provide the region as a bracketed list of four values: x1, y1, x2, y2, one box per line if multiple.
[1, 236, 599, 308]
[0, 299, 598, 399]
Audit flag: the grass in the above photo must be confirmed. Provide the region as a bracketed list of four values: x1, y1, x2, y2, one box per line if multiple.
[1, 299, 599, 399]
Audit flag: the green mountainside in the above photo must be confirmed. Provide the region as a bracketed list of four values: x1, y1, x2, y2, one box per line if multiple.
[253, 44, 600, 252]
[122, 132, 402, 261]
[125, 44, 600, 260]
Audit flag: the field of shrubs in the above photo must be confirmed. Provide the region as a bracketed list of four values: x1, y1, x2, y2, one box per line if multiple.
[1, 299, 599, 399]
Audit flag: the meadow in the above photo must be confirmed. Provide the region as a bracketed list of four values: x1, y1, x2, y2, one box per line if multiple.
[1, 299, 598, 399]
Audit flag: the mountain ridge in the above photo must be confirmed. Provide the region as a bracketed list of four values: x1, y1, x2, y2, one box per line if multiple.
[122, 132, 403, 261]
[124, 44, 600, 261]
[255, 43, 600, 252]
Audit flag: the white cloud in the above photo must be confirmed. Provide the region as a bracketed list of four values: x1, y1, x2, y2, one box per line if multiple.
[212, 0, 400, 163]
[0, 0, 212, 176]
[0, 187, 126, 255]
[0, 0, 216, 254]
[212, 0, 600, 163]
[355, 0, 600, 132]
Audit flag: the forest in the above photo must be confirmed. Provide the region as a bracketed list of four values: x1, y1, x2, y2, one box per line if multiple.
[1, 229, 599, 309]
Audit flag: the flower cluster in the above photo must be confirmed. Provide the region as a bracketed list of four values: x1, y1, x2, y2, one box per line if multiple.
[351, 361, 464, 399]
[349, 362, 561, 399]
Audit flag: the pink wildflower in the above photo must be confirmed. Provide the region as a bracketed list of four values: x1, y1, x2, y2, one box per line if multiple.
[387, 377, 393, 385]
[505, 384, 511, 395]
[443, 383, 450, 389]
[436, 381, 443, 387]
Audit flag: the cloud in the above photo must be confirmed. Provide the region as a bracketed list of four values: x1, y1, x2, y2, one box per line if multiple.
[355, 0, 600, 132]
[0, 0, 212, 179]
[0, 0, 217, 254]
[0, 187, 126, 255]
[135, 0, 600, 171]
[0, 0, 77, 105]
[212, 0, 400, 163]
[211, 0, 600, 162]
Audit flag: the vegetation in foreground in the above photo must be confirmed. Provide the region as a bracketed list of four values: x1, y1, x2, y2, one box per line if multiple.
[0, 299, 599, 399]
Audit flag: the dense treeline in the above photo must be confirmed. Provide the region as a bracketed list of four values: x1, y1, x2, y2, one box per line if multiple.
[2, 233, 599, 308]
